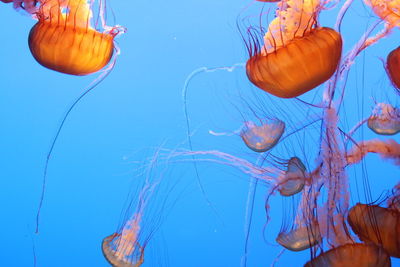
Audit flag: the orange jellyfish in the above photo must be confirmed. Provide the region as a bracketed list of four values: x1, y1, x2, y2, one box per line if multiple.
[304, 243, 391, 267]
[26, 0, 123, 75]
[245, 0, 342, 98]
[387, 47, 400, 90]
[347, 203, 400, 258]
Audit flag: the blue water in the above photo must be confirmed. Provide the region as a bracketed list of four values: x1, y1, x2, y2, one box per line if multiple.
[0, 0, 400, 266]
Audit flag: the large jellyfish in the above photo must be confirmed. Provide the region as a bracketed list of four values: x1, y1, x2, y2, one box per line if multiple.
[348, 203, 400, 258]
[245, 0, 342, 98]
[305, 243, 391, 267]
[387, 47, 400, 90]
[3, 0, 124, 75]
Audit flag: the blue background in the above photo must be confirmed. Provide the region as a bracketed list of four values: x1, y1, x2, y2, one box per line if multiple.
[0, 0, 399, 266]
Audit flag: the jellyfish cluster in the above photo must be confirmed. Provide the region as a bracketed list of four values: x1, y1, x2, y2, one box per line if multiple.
[2, 0, 400, 266]
[179, 0, 400, 265]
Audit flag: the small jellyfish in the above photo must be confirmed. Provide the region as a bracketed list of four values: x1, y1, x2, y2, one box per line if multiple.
[367, 103, 400, 135]
[28, 0, 123, 75]
[278, 157, 306, 196]
[240, 119, 285, 152]
[304, 243, 391, 267]
[245, 0, 342, 98]
[102, 155, 164, 267]
[276, 223, 321, 251]
[102, 219, 145, 267]
[348, 203, 400, 258]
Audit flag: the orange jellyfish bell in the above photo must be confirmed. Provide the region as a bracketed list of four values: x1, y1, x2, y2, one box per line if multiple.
[348, 203, 400, 258]
[387, 46, 400, 90]
[304, 243, 391, 267]
[246, 27, 342, 98]
[245, 0, 342, 98]
[28, 0, 121, 75]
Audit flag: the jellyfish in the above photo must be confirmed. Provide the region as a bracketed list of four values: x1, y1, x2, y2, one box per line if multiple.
[368, 103, 400, 135]
[3, 0, 123, 75]
[102, 152, 167, 267]
[245, 0, 342, 98]
[278, 157, 307, 196]
[387, 47, 400, 90]
[276, 222, 321, 251]
[347, 203, 400, 258]
[102, 220, 145, 267]
[240, 119, 285, 152]
[26, 0, 123, 75]
[304, 243, 391, 267]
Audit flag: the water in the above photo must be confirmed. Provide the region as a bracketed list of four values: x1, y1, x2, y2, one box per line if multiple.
[0, 0, 399, 266]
